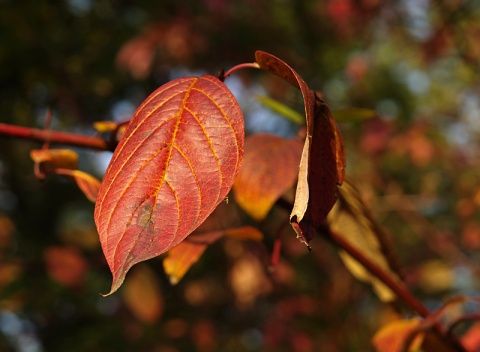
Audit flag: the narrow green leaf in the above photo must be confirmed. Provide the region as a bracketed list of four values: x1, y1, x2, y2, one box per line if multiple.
[256, 95, 304, 125]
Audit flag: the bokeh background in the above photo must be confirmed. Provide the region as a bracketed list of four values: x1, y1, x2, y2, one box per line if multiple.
[1, 0, 480, 351]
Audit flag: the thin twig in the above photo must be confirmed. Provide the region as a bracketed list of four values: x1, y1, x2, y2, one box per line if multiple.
[220, 62, 261, 81]
[0, 123, 112, 151]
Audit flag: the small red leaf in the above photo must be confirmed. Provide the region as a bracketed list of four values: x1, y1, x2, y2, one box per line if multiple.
[95, 75, 244, 295]
[44, 246, 88, 288]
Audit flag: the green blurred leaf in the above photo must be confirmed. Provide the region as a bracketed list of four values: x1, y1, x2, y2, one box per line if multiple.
[256, 95, 304, 125]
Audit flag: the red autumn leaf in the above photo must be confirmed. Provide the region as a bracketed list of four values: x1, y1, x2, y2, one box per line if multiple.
[255, 51, 346, 246]
[233, 134, 303, 221]
[95, 75, 244, 295]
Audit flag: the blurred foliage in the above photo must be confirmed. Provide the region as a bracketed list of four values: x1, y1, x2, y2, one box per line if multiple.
[1, 0, 480, 351]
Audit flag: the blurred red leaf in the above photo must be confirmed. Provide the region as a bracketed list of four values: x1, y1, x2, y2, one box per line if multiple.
[255, 50, 346, 246]
[116, 20, 207, 79]
[95, 75, 244, 295]
[461, 323, 480, 352]
[44, 246, 88, 288]
[233, 134, 303, 221]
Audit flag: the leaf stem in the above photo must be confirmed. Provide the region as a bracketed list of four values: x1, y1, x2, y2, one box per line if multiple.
[0, 123, 113, 151]
[220, 62, 261, 80]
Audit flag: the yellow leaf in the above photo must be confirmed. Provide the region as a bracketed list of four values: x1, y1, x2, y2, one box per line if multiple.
[327, 179, 402, 302]
[93, 121, 118, 133]
[417, 260, 454, 294]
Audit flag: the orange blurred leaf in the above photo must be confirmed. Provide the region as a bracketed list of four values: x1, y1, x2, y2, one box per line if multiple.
[234, 134, 303, 221]
[123, 264, 164, 324]
[372, 318, 424, 352]
[55, 169, 101, 203]
[229, 252, 272, 307]
[163, 239, 211, 285]
[163, 226, 262, 285]
[224, 226, 263, 241]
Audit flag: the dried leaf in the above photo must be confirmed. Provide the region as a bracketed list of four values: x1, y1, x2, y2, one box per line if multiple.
[255, 50, 346, 246]
[123, 264, 164, 324]
[234, 134, 303, 221]
[327, 179, 402, 302]
[95, 75, 244, 295]
[30, 149, 79, 171]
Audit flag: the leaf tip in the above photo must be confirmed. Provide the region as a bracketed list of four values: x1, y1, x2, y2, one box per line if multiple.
[100, 269, 129, 297]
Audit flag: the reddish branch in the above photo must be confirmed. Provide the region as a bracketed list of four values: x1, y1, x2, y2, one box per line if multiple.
[0, 123, 112, 151]
[320, 225, 467, 351]
[0, 118, 469, 350]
